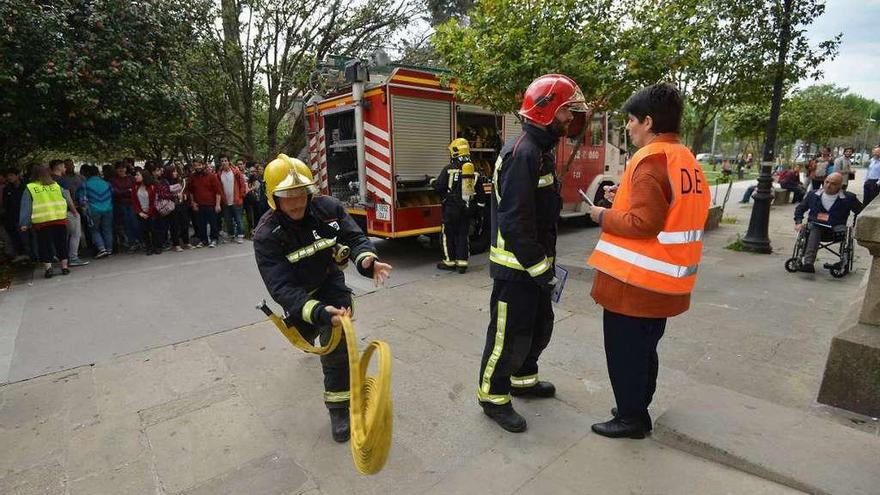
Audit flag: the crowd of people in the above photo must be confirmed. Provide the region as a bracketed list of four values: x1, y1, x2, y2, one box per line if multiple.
[0, 155, 271, 278]
[738, 146, 872, 205]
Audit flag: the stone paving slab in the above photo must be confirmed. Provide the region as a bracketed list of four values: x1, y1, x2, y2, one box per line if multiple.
[514, 435, 801, 495]
[653, 383, 880, 495]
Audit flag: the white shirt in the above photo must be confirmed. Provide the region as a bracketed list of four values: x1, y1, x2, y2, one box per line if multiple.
[867, 157, 880, 180]
[220, 170, 235, 205]
[137, 185, 150, 213]
[821, 192, 837, 211]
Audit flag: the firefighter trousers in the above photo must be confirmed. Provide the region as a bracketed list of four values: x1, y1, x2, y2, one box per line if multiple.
[477, 279, 554, 405]
[284, 281, 353, 409]
[441, 214, 470, 267]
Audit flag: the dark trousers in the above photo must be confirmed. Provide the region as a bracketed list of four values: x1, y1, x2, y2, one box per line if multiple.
[478, 279, 554, 404]
[3, 222, 25, 256]
[195, 205, 220, 244]
[781, 184, 804, 203]
[168, 207, 190, 246]
[441, 215, 470, 267]
[138, 216, 165, 252]
[602, 309, 666, 421]
[223, 204, 244, 237]
[36, 224, 68, 263]
[864, 179, 879, 206]
[283, 277, 353, 409]
[120, 204, 140, 245]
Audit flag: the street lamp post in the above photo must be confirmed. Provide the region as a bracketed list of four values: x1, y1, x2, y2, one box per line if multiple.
[741, 160, 774, 253]
[741, 0, 793, 254]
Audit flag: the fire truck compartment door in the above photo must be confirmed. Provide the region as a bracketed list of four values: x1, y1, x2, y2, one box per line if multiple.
[391, 95, 451, 178]
[503, 113, 524, 142]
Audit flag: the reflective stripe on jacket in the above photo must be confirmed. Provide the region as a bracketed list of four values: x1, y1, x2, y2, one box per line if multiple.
[588, 139, 710, 295]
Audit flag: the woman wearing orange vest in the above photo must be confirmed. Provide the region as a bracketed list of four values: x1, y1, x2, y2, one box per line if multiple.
[586, 84, 709, 439]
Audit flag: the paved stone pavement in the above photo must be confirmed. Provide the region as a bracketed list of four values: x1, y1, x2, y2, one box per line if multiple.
[0, 176, 876, 494]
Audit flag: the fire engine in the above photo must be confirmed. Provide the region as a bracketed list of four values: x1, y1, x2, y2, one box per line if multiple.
[305, 64, 625, 246]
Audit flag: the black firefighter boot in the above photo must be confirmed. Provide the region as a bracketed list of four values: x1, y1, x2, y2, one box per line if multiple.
[328, 407, 350, 443]
[510, 381, 556, 398]
[480, 402, 527, 433]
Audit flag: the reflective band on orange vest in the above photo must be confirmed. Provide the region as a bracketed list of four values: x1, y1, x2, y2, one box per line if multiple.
[593, 240, 699, 278]
[657, 229, 704, 245]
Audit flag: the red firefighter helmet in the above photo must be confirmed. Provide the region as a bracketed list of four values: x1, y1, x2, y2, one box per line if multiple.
[518, 74, 588, 126]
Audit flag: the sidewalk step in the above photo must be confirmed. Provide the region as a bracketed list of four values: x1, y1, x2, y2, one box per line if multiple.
[653, 383, 880, 495]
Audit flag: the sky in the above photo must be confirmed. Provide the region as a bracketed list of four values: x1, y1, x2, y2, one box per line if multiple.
[807, 0, 880, 100]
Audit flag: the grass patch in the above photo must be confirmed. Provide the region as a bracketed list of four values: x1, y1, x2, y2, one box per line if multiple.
[702, 169, 759, 184]
[721, 216, 738, 224]
[725, 234, 745, 251]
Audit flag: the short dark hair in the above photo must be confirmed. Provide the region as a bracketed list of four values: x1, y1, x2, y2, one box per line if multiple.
[622, 83, 683, 134]
[49, 159, 65, 170]
[218, 153, 229, 161]
[844, 147, 854, 153]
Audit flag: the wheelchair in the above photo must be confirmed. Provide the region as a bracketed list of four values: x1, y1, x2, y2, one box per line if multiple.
[785, 217, 856, 278]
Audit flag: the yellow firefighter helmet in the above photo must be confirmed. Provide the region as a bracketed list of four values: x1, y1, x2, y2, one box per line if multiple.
[448, 138, 470, 158]
[461, 161, 475, 177]
[264, 154, 317, 210]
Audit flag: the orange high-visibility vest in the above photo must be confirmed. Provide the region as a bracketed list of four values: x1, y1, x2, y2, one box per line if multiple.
[588, 138, 710, 295]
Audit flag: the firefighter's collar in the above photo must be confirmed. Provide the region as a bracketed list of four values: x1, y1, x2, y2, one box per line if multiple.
[523, 122, 559, 151]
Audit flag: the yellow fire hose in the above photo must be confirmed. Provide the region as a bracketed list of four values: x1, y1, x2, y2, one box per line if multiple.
[257, 300, 393, 474]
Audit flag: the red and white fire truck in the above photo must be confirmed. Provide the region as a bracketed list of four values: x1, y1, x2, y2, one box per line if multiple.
[305, 66, 625, 242]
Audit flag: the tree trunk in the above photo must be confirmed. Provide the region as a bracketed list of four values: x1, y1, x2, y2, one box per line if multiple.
[691, 114, 711, 154]
[762, 0, 793, 163]
[267, 105, 279, 158]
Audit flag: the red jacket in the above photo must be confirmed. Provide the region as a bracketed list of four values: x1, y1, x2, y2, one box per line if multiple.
[188, 171, 222, 206]
[131, 184, 158, 218]
[218, 168, 248, 206]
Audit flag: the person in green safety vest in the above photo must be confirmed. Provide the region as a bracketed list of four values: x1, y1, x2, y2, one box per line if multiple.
[19, 164, 78, 278]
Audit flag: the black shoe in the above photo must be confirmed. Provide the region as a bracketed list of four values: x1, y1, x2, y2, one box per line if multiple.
[61, 268, 70, 275]
[510, 381, 556, 398]
[44, 268, 53, 279]
[437, 262, 456, 271]
[457, 266, 467, 274]
[799, 263, 815, 273]
[481, 402, 527, 432]
[591, 417, 647, 439]
[610, 407, 653, 431]
[328, 408, 350, 443]
[823, 262, 842, 270]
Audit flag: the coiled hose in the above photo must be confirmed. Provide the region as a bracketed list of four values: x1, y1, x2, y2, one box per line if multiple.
[257, 301, 393, 474]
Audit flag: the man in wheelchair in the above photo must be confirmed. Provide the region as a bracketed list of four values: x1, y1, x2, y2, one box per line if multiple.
[792, 173, 863, 274]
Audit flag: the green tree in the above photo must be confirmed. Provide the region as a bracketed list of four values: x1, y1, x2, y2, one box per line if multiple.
[433, 0, 700, 115]
[672, 0, 840, 153]
[0, 0, 210, 165]
[199, 0, 414, 161]
[778, 85, 861, 148]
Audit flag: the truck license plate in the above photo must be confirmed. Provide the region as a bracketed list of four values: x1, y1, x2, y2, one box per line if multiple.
[375, 204, 391, 221]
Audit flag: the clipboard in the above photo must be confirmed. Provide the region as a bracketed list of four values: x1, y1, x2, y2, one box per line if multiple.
[551, 265, 569, 304]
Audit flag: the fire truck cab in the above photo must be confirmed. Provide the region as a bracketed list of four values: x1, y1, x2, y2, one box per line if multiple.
[305, 66, 625, 242]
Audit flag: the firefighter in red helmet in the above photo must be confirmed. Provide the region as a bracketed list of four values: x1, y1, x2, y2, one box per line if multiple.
[477, 74, 588, 432]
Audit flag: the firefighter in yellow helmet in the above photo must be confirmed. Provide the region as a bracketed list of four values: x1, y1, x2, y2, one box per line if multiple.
[253, 154, 393, 442]
[433, 138, 488, 273]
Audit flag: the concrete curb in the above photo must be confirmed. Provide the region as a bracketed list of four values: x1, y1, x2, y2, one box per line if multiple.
[653, 383, 880, 495]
